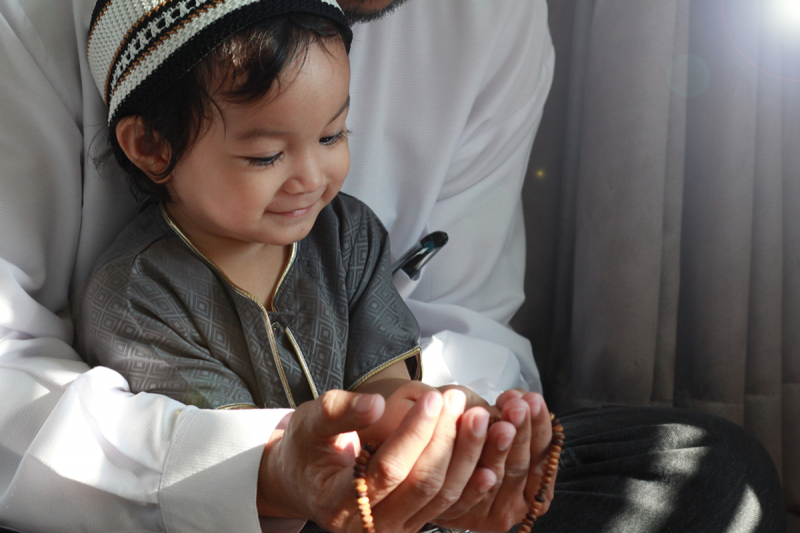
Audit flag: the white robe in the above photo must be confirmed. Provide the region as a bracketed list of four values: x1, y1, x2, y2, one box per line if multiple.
[0, 0, 554, 531]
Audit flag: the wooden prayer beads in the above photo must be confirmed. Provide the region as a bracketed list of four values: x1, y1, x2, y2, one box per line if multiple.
[518, 413, 564, 533]
[354, 442, 378, 533]
[353, 413, 564, 533]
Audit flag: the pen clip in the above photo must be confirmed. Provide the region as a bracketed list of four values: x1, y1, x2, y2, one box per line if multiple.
[391, 231, 449, 279]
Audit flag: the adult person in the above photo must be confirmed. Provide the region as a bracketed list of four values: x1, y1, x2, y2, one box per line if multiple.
[341, 5, 783, 533]
[0, 0, 787, 532]
[0, 0, 551, 532]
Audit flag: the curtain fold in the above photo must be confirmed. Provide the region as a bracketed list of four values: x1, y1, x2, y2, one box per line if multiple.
[513, 0, 800, 525]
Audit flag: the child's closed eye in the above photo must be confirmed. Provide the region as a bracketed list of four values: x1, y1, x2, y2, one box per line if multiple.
[320, 129, 351, 146]
[248, 153, 282, 168]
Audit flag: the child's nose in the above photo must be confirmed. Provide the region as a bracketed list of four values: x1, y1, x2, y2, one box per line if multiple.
[284, 153, 325, 193]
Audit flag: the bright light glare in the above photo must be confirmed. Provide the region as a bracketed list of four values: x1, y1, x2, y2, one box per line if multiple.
[772, 0, 800, 30]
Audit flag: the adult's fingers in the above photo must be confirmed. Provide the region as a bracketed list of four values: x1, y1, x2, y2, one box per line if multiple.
[368, 389, 465, 532]
[522, 392, 556, 516]
[298, 390, 386, 442]
[494, 391, 558, 518]
[434, 392, 559, 531]
[258, 391, 386, 529]
[495, 391, 557, 516]
[357, 381, 435, 446]
[446, 417, 518, 522]
[364, 390, 445, 503]
[479, 396, 531, 527]
[421, 406, 497, 523]
[437, 397, 532, 532]
[495, 388, 526, 409]
[404, 397, 492, 527]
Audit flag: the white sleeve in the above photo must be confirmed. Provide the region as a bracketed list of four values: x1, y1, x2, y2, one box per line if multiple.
[346, 0, 555, 402]
[0, 3, 300, 532]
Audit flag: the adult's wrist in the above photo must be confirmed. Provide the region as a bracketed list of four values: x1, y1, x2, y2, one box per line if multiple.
[257, 427, 304, 519]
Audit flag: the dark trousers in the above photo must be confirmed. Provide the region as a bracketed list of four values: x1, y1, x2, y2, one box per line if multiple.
[537, 406, 786, 532]
[299, 406, 785, 533]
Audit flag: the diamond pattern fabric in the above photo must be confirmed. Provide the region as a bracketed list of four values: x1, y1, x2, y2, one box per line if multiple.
[76, 194, 420, 409]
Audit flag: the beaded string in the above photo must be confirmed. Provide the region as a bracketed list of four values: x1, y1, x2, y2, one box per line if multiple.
[353, 413, 564, 533]
[519, 413, 564, 532]
[353, 442, 378, 533]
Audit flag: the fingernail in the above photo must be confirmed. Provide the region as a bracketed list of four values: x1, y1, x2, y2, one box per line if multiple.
[530, 394, 543, 418]
[425, 391, 443, 416]
[471, 410, 490, 438]
[353, 394, 376, 414]
[509, 407, 526, 427]
[478, 476, 494, 493]
[445, 390, 466, 416]
[497, 431, 515, 451]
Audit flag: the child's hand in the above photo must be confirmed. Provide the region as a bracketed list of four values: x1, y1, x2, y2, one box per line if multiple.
[358, 382, 501, 446]
[357, 380, 438, 445]
[436, 384, 501, 419]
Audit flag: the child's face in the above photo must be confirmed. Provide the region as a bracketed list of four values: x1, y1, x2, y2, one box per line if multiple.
[166, 39, 350, 250]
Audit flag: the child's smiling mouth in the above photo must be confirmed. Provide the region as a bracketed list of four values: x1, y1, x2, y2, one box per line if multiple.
[269, 205, 315, 217]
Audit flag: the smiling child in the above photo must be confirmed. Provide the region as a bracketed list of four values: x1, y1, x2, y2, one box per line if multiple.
[76, 0, 427, 411]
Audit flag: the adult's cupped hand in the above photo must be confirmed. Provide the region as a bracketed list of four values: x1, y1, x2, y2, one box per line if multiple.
[256, 384, 556, 533]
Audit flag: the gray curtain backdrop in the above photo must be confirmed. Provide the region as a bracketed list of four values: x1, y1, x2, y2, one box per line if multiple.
[512, 0, 800, 528]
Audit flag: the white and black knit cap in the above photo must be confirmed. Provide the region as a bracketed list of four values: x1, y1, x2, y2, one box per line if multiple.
[88, 0, 352, 125]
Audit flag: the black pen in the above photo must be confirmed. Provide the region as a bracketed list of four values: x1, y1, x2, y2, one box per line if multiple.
[391, 231, 449, 279]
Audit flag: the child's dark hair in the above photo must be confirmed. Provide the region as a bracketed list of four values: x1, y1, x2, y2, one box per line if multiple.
[108, 14, 348, 202]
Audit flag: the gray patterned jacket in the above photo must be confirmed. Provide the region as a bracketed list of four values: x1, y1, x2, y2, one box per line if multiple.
[75, 194, 421, 409]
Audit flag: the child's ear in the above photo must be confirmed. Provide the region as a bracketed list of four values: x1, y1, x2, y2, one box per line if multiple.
[115, 116, 171, 183]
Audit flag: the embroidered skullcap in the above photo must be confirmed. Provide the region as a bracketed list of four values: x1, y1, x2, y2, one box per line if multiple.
[88, 0, 352, 125]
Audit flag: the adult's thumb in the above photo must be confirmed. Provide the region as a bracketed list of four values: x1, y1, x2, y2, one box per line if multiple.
[301, 390, 386, 442]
